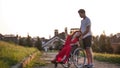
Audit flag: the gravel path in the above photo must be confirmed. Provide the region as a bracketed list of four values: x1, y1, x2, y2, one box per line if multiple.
[34, 52, 120, 68]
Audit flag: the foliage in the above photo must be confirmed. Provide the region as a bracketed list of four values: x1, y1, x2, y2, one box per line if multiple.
[18, 35, 33, 47]
[19, 37, 26, 46]
[35, 37, 43, 51]
[92, 36, 100, 52]
[0, 41, 38, 68]
[0, 61, 9, 68]
[24, 52, 46, 68]
[54, 39, 63, 50]
[94, 53, 120, 64]
[25, 35, 33, 47]
[99, 34, 106, 52]
[92, 33, 113, 53]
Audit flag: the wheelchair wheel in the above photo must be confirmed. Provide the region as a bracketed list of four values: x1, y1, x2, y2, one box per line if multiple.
[61, 57, 72, 68]
[72, 48, 86, 68]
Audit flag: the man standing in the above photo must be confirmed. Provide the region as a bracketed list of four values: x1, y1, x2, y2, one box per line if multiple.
[78, 9, 94, 68]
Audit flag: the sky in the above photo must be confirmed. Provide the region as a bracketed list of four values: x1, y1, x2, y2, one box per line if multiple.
[0, 0, 120, 39]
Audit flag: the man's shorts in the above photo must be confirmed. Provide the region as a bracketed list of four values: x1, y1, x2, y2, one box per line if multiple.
[82, 35, 92, 49]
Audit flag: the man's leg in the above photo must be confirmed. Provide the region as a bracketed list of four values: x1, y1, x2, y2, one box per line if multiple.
[85, 48, 90, 65]
[83, 36, 94, 68]
[85, 47, 93, 65]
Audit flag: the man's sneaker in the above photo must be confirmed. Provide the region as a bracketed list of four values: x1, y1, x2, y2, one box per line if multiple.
[84, 64, 94, 68]
[84, 64, 88, 66]
[87, 64, 94, 68]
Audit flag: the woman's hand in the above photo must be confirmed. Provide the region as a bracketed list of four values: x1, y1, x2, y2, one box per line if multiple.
[70, 43, 75, 46]
[70, 42, 78, 46]
[77, 41, 80, 47]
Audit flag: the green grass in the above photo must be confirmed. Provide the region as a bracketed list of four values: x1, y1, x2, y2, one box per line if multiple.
[24, 51, 120, 68]
[94, 53, 120, 64]
[25, 51, 46, 68]
[0, 41, 38, 68]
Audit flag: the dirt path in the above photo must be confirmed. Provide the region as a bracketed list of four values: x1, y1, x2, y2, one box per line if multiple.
[35, 52, 120, 68]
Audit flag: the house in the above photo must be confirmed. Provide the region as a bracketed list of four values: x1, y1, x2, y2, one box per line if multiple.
[42, 27, 68, 51]
[3, 34, 19, 43]
[111, 33, 120, 53]
[42, 36, 65, 51]
[0, 34, 19, 43]
[111, 43, 120, 53]
[42, 27, 80, 51]
[0, 34, 4, 40]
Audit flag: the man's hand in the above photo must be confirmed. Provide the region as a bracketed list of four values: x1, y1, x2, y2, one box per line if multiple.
[80, 35, 83, 39]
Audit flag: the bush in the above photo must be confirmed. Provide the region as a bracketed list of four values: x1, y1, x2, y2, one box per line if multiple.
[94, 53, 120, 64]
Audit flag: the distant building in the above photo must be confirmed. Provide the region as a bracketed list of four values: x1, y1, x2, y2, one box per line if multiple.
[111, 33, 120, 53]
[42, 27, 80, 51]
[3, 34, 19, 43]
[116, 33, 120, 38]
[42, 36, 65, 51]
[70, 28, 79, 34]
[0, 34, 4, 40]
[111, 43, 120, 53]
[42, 28, 68, 51]
[54, 29, 59, 36]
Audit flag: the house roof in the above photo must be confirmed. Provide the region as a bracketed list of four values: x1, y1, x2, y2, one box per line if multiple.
[42, 36, 65, 47]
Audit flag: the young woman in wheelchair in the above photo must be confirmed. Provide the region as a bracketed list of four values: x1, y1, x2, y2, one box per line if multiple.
[51, 31, 81, 64]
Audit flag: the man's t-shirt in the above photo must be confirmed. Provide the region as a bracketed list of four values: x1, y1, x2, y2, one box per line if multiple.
[80, 17, 92, 39]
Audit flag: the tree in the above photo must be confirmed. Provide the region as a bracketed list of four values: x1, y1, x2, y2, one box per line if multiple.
[99, 34, 106, 52]
[98, 33, 113, 53]
[26, 35, 32, 47]
[54, 39, 63, 50]
[92, 36, 101, 52]
[35, 37, 42, 51]
[18, 37, 26, 46]
[105, 37, 113, 53]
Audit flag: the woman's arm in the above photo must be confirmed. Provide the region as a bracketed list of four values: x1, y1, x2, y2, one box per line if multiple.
[71, 38, 79, 43]
[76, 41, 80, 46]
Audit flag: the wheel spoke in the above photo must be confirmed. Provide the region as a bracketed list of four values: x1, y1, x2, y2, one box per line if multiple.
[73, 48, 86, 68]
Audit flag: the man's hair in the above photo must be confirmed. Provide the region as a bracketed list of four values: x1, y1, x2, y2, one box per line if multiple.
[78, 9, 85, 13]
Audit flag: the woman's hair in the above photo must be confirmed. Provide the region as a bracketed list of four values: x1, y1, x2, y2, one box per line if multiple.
[71, 31, 81, 38]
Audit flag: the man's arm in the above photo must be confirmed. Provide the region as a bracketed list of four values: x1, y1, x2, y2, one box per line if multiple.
[82, 25, 90, 36]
